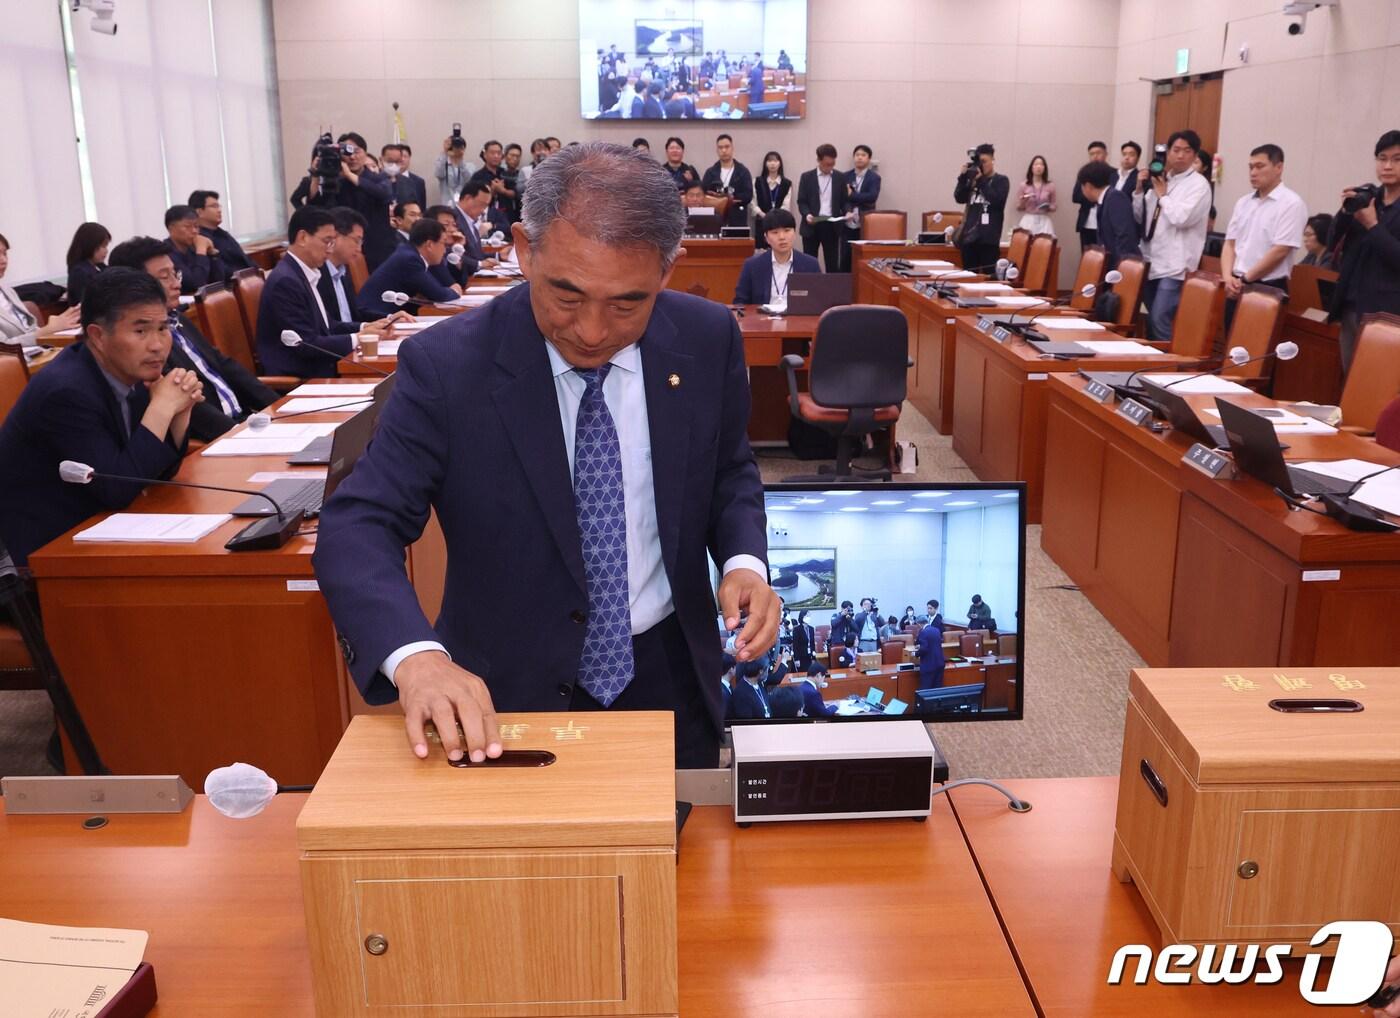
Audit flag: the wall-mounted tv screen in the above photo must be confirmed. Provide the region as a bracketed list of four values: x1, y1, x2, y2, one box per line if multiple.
[579, 1, 808, 121]
[722, 482, 1026, 724]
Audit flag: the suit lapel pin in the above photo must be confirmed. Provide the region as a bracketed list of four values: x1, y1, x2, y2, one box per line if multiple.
[667, 373, 681, 389]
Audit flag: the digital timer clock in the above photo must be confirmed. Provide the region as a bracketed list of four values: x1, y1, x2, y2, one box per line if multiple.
[731, 721, 934, 824]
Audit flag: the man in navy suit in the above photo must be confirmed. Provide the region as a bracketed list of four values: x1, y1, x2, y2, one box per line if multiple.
[317, 208, 376, 325]
[915, 617, 945, 693]
[0, 270, 204, 565]
[382, 144, 429, 211]
[1071, 140, 1110, 249]
[795, 663, 837, 716]
[313, 143, 779, 769]
[829, 600, 858, 649]
[747, 57, 765, 108]
[733, 210, 819, 305]
[841, 144, 882, 270]
[452, 180, 505, 276]
[797, 144, 849, 272]
[255, 207, 390, 378]
[1076, 160, 1141, 270]
[1117, 142, 1142, 195]
[359, 219, 462, 317]
[729, 660, 773, 719]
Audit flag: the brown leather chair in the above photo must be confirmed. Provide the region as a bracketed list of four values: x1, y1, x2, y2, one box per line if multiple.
[922, 210, 963, 236]
[1168, 271, 1225, 360]
[1221, 285, 1285, 382]
[1109, 255, 1148, 329]
[959, 632, 985, 657]
[1375, 394, 1400, 451]
[230, 267, 264, 345]
[997, 633, 1018, 657]
[194, 282, 299, 392]
[0, 343, 31, 427]
[881, 641, 904, 665]
[1020, 233, 1057, 295]
[827, 643, 848, 667]
[1071, 245, 1107, 310]
[1339, 313, 1400, 435]
[346, 251, 369, 293]
[1005, 229, 1032, 277]
[861, 211, 907, 241]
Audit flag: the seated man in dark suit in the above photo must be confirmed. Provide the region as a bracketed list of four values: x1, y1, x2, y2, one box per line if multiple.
[425, 204, 470, 287]
[0, 270, 204, 565]
[795, 663, 837, 716]
[391, 201, 422, 247]
[451, 181, 505, 276]
[1075, 160, 1141, 270]
[165, 204, 227, 295]
[733, 209, 820, 305]
[255, 206, 391, 379]
[108, 236, 276, 441]
[317, 207, 379, 325]
[730, 659, 774, 719]
[189, 190, 254, 272]
[359, 219, 463, 317]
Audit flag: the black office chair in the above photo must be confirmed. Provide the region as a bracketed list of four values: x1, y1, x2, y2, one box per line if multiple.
[780, 305, 908, 481]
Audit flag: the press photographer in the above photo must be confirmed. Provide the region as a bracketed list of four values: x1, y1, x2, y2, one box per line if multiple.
[1132, 130, 1212, 342]
[304, 131, 396, 270]
[1328, 129, 1400, 377]
[954, 143, 1009, 274]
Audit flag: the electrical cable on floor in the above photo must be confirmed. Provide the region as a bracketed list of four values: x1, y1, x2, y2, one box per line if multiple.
[1040, 584, 1080, 591]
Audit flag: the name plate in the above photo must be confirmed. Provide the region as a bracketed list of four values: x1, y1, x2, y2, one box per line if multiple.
[975, 317, 1011, 343]
[1084, 379, 1116, 403]
[1182, 442, 1234, 478]
[1116, 398, 1154, 427]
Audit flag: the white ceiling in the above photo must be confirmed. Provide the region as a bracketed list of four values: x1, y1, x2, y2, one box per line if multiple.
[764, 487, 1020, 514]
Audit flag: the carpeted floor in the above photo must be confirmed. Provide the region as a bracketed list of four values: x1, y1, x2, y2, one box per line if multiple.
[0, 400, 1143, 783]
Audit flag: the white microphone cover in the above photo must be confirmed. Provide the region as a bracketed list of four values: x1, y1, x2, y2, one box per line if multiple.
[1005, 266, 1020, 281]
[280, 329, 302, 347]
[1276, 341, 1300, 361]
[246, 412, 271, 430]
[1104, 270, 1124, 284]
[451, 243, 466, 255]
[447, 253, 463, 266]
[1081, 283, 1096, 297]
[381, 289, 397, 303]
[177, 294, 195, 306]
[1228, 346, 1250, 365]
[205, 762, 277, 819]
[58, 460, 94, 484]
[931, 212, 943, 223]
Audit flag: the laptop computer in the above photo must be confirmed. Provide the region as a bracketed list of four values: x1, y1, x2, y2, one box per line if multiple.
[287, 374, 395, 465]
[785, 272, 852, 315]
[1213, 398, 1352, 498]
[1026, 340, 1095, 357]
[1138, 377, 1230, 448]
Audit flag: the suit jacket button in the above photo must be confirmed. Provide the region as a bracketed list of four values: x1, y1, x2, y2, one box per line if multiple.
[558, 683, 573, 696]
[337, 634, 355, 666]
[570, 610, 586, 624]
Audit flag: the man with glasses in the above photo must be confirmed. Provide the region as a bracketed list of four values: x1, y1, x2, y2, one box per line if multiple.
[255, 207, 392, 378]
[1133, 129, 1212, 341]
[164, 204, 227, 295]
[108, 235, 276, 440]
[1329, 129, 1400, 376]
[188, 190, 254, 272]
[305, 131, 396, 270]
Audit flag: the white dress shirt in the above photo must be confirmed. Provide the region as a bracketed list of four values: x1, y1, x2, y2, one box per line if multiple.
[720, 164, 735, 189]
[381, 338, 766, 683]
[0, 282, 39, 346]
[325, 262, 352, 323]
[818, 171, 833, 216]
[288, 251, 331, 327]
[1133, 169, 1212, 281]
[769, 251, 793, 304]
[1224, 181, 1307, 280]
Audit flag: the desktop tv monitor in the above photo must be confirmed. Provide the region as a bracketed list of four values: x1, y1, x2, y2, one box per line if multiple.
[721, 482, 1027, 724]
[580, 1, 808, 121]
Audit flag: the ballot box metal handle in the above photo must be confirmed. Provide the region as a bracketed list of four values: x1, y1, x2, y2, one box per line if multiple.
[1139, 758, 1168, 808]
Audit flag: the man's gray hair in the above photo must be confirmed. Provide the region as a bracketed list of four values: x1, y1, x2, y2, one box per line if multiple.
[521, 141, 686, 270]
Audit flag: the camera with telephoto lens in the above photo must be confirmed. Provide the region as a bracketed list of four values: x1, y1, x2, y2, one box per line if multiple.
[1343, 183, 1381, 214]
[312, 132, 341, 179]
[1148, 143, 1168, 179]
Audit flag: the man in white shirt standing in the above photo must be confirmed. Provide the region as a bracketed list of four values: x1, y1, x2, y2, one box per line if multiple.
[1219, 143, 1307, 330]
[1133, 129, 1213, 341]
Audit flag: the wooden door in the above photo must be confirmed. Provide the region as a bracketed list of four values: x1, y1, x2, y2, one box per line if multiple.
[1152, 74, 1223, 153]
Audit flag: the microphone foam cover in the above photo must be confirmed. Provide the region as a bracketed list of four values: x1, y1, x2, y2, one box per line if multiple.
[1104, 270, 1123, 284]
[205, 762, 278, 819]
[1228, 346, 1250, 365]
[1276, 341, 1300, 360]
[1005, 266, 1020, 280]
[1081, 284, 1096, 296]
[280, 330, 301, 347]
[246, 412, 271, 430]
[58, 460, 94, 484]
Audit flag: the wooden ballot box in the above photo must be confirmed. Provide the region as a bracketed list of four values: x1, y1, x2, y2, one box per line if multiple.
[1113, 668, 1400, 951]
[856, 651, 882, 671]
[297, 713, 678, 1018]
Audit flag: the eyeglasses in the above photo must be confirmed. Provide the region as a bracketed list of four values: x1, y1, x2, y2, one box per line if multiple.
[153, 268, 182, 282]
[1376, 155, 1400, 167]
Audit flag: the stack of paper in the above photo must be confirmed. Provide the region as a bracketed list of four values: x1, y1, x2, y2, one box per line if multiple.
[1137, 373, 1251, 395]
[0, 918, 148, 1014]
[275, 396, 372, 414]
[1078, 340, 1164, 355]
[903, 259, 955, 268]
[376, 339, 402, 356]
[1034, 318, 1109, 332]
[201, 422, 338, 457]
[954, 282, 1013, 292]
[1294, 459, 1400, 517]
[988, 296, 1048, 308]
[435, 293, 497, 308]
[74, 514, 232, 543]
[1202, 407, 1338, 434]
[287, 383, 376, 398]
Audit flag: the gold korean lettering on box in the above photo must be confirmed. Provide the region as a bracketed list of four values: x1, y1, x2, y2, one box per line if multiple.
[1222, 674, 1260, 692]
[1273, 674, 1312, 692]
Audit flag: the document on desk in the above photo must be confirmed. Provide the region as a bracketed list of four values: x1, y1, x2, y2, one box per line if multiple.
[74, 513, 232, 543]
[1077, 340, 1164, 354]
[435, 293, 496, 308]
[287, 383, 377, 397]
[0, 918, 148, 1016]
[1136, 373, 1252, 395]
[376, 339, 402, 356]
[1035, 319, 1110, 333]
[954, 281, 1012, 292]
[988, 296, 1048, 308]
[276, 397, 373, 415]
[201, 422, 338, 456]
[1202, 407, 1339, 434]
[902, 259, 955, 268]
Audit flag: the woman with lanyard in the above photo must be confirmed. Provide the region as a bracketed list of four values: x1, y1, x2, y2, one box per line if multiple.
[661, 137, 699, 191]
[752, 150, 794, 249]
[0, 233, 81, 347]
[1015, 155, 1057, 236]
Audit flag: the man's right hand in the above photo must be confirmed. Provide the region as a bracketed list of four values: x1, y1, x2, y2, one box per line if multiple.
[147, 367, 203, 416]
[395, 651, 502, 762]
[443, 137, 455, 153]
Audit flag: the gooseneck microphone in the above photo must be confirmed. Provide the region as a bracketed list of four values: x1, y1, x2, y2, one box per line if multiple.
[59, 460, 302, 551]
[1158, 341, 1299, 390]
[1006, 284, 1097, 332]
[281, 329, 392, 377]
[246, 396, 374, 430]
[380, 290, 411, 307]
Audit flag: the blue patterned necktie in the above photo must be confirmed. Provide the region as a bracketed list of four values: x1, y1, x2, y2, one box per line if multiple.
[572, 364, 635, 706]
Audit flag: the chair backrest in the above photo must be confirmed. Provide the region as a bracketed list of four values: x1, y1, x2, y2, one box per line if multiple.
[861, 211, 907, 241]
[194, 282, 256, 374]
[0, 344, 30, 427]
[1070, 245, 1107, 310]
[346, 251, 369, 293]
[997, 633, 1018, 657]
[959, 632, 985, 657]
[1222, 285, 1285, 379]
[1110, 256, 1148, 328]
[1375, 394, 1400, 452]
[827, 643, 847, 666]
[1169, 271, 1225, 360]
[808, 306, 908, 410]
[881, 641, 904, 665]
[1020, 233, 1056, 295]
[1005, 229, 1032, 274]
[1340, 313, 1400, 434]
[814, 624, 830, 652]
[922, 210, 963, 235]
[230, 267, 264, 345]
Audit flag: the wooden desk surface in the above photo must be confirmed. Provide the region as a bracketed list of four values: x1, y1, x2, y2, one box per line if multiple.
[0, 794, 1035, 1017]
[951, 777, 1323, 1016]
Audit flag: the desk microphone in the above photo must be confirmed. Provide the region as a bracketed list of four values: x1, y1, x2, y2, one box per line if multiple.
[1006, 284, 1097, 333]
[281, 329, 392, 377]
[1316, 462, 1400, 532]
[245, 396, 376, 429]
[931, 261, 1015, 299]
[380, 290, 411, 307]
[1117, 341, 1299, 400]
[446, 244, 465, 267]
[58, 461, 302, 551]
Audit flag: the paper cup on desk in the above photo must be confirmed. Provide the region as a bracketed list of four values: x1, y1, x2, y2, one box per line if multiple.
[359, 336, 380, 357]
